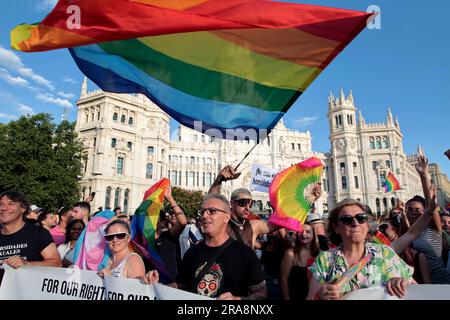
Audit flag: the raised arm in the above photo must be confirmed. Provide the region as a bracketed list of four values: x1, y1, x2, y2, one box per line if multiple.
[392, 186, 438, 254]
[208, 165, 241, 195]
[165, 184, 188, 237]
[280, 249, 294, 300]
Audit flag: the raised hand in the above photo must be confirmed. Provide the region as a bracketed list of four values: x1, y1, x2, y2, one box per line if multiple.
[426, 185, 438, 214]
[164, 184, 173, 200]
[414, 155, 429, 176]
[217, 165, 241, 182]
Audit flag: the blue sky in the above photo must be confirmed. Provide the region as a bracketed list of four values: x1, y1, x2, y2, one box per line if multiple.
[0, 0, 449, 175]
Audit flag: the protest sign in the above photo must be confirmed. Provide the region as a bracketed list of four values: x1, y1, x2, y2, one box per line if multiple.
[0, 265, 211, 300]
[250, 164, 278, 193]
[344, 285, 450, 300]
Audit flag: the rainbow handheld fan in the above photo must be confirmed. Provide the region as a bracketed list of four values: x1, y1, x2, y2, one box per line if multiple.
[269, 157, 324, 232]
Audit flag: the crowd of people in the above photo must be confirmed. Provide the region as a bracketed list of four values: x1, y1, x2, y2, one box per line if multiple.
[1, 151, 449, 300]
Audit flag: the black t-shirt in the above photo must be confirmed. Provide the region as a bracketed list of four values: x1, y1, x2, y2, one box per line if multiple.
[0, 222, 54, 284]
[155, 230, 180, 282]
[177, 239, 265, 298]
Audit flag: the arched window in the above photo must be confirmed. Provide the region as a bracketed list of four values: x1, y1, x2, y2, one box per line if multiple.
[369, 138, 375, 149]
[354, 176, 359, 189]
[340, 163, 346, 175]
[383, 198, 388, 213]
[114, 187, 120, 209]
[146, 163, 153, 179]
[121, 115, 126, 123]
[206, 173, 212, 187]
[127, 142, 132, 151]
[382, 137, 389, 149]
[376, 198, 381, 215]
[113, 113, 118, 121]
[372, 161, 378, 170]
[147, 146, 154, 155]
[85, 113, 89, 123]
[385, 160, 391, 168]
[391, 198, 396, 208]
[380, 172, 386, 188]
[341, 176, 347, 190]
[105, 187, 111, 209]
[376, 137, 381, 149]
[111, 138, 116, 148]
[188, 172, 194, 186]
[128, 117, 133, 126]
[178, 171, 181, 185]
[117, 157, 124, 175]
[170, 171, 177, 185]
[196, 172, 199, 186]
[123, 189, 129, 213]
[202, 173, 206, 186]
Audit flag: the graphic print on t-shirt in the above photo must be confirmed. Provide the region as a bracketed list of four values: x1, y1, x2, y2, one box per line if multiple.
[195, 262, 223, 297]
[0, 243, 29, 260]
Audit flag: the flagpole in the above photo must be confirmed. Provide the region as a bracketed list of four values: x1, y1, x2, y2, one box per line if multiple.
[234, 133, 270, 171]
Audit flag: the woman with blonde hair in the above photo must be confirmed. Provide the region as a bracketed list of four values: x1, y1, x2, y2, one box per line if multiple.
[99, 220, 145, 279]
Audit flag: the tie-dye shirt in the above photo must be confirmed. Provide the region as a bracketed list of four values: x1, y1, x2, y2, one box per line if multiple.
[309, 242, 413, 296]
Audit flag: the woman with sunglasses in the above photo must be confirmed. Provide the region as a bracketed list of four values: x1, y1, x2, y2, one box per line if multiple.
[307, 199, 413, 300]
[99, 220, 145, 279]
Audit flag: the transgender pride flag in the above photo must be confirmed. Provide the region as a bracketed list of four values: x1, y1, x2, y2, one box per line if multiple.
[73, 210, 115, 271]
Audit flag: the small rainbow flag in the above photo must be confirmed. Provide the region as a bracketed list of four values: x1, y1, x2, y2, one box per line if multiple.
[335, 254, 372, 289]
[384, 172, 401, 193]
[372, 231, 391, 247]
[130, 178, 172, 283]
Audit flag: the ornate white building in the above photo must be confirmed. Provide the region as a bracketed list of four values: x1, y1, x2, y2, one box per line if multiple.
[75, 80, 422, 216]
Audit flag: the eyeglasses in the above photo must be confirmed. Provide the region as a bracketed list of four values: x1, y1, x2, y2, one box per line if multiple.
[233, 198, 255, 208]
[406, 207, 423, 213]
[104, 232, 129, 241]
[338, 213, 368, 225]
[198, 207, 229, 216]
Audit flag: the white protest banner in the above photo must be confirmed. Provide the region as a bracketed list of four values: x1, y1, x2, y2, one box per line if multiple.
[344, 285, 450, 300]
[0, 265, 210, 300]
[0, 265, 105, 300]
[250, 164, 278, 193]
[154, 283, 213, 300]
[103, 274, 155, 300]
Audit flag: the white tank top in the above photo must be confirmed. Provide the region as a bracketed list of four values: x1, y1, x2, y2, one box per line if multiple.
[108, 252, 141, 278]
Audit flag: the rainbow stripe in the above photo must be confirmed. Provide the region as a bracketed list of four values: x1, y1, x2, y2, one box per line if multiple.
[130, 178, 171, 282]
[384, 172, 401, 192]
[269, 157, 323, 232]
[11, 0, 372, 138]
[372, 231, 391, 247]
[335, 254, 372, 289]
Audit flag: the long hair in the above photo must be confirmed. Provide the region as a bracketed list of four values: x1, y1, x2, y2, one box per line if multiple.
[293, 225, 320, 263]
[327, 198, 371, 246]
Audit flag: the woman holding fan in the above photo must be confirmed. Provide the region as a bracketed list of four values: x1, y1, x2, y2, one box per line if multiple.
[306, 199, 415, 300]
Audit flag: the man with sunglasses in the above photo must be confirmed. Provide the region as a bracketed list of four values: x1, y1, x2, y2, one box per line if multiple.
[145, 193, 267, 300]
[209, 165, 322, 249]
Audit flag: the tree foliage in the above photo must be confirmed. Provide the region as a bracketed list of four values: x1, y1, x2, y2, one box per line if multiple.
[162, 186, 204, 219]
[0, 113, 84, 210]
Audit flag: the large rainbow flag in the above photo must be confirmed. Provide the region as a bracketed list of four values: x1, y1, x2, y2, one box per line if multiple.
[130, 178, 172, 283]
[384, 172, 401, 193]
[11, 0, 373, 139]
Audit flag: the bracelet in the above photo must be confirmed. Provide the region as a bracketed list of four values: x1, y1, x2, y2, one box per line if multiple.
[172, 204, 180, 209]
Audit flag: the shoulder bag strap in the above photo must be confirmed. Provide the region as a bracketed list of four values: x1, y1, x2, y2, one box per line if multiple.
[194, 238, 233, 286]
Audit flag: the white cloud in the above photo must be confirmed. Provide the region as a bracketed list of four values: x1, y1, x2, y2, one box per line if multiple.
[63, 76, 77, 85]
[0, 113, 17, 120]
[292, 116, 318, 128]
[16, 103, 35, 115]
[0, 45, 54, 90]
[57, 91, 75, 99]
[0, 68, 29, 87]
[35, 0, 58, 12]
[36, 93, 73, 109]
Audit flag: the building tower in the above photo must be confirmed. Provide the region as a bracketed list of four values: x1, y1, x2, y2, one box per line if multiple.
[328, 89, 363, 203]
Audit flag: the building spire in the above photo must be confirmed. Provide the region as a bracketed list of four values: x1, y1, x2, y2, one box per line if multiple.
[358, 110, 366, 126]
[340, 88, 345, 103]
[81, 76, 88, 98]
[395, 116, 400, 129]
[387, 107, 393, 126]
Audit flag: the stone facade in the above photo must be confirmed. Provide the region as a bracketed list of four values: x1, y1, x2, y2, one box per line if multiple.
[75, 81, 422, 216]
